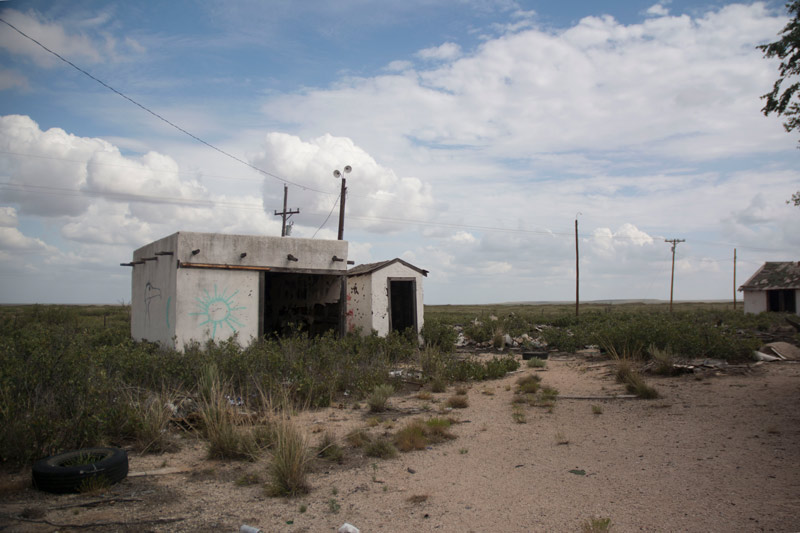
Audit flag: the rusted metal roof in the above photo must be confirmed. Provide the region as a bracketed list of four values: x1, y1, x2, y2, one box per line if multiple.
[347, 258, 428, 277]
[738, 261, 800, 291]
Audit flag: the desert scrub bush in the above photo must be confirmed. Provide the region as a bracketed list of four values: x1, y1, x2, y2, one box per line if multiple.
[516, 374, 541, 394]
[526, 357, 546, 368]
[367, 384, 394, 413]
[445, 395, 469, 409]
[345, 429, 371, 448]
[423, 417, 456, 443]
[463, 317, 495, 343]
[394, 417, 458, 452]
[316, 432, 344, 463]
[615, 362, 659, 399]
[126, 388, 179, 454]
[395, 421, 428, 452]
[266, 419, 311, 497]
[364, 438, 398, 459]
[446, 356, 518, 382]
[198, 365, 255, 460]
[648, 344, 679, 375]
[582, 517, 612, 532]
[394, 418, 454, 452]
[421, 317, 457, 352]
[511, 406, 526, 424]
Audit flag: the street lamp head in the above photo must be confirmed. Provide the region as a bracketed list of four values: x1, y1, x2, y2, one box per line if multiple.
[333, 165, 352, 179]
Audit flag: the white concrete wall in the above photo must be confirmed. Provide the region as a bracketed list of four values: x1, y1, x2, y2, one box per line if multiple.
[131, 233, 178, 347]
[131, 231, 349, 349]
[743, 289, 800, 315]
[743, 291, 767, 314]
[175, 232, 348, 272]
[367, 262, 425, 337]
[346, 274, 373, 334]
[175, 267, 260, 350]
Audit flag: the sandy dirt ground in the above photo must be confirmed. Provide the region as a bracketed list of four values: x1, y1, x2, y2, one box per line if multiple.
[1, 353, 799, 532]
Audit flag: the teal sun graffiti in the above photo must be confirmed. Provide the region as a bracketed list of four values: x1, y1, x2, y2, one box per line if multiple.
[189, 285, 246, 338]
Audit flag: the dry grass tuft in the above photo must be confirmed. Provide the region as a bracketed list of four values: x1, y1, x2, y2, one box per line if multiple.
[407, 494, 429, 504]
[266, 419, 311, 497]
[445, 395, 469, 409]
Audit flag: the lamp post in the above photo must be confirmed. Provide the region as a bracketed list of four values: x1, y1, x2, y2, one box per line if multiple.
[333, 165, 352, 240]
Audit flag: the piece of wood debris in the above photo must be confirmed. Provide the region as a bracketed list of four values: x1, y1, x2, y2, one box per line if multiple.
[128, 467, 192, 477]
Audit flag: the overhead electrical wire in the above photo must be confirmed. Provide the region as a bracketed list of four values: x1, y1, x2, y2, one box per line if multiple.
[0, 17, 787, 257]
[0, 16, 333, 196]
[311, 192, 342, 239]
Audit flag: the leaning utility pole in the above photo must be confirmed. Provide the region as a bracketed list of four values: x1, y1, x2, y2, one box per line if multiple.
[665, 238, 685, 312]
[273, 185, 300, 237]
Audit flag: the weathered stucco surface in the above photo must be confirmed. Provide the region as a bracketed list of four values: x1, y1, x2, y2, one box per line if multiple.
[130, 232, 349, 349]
[346, 274, 372, 334]
[347, 261, 425, 337]
[743, 291, 768, 314]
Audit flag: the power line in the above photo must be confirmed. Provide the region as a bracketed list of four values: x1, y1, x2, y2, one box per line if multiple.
[0, 16, 332, 196]
[312, 192, 341, 239]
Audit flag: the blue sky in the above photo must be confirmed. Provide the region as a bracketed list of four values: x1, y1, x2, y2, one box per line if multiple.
[0, 0, 797, 305]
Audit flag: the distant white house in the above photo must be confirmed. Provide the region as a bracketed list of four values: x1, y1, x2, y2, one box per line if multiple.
[738, 261, 800, 315]
[346, 258, 428, 337]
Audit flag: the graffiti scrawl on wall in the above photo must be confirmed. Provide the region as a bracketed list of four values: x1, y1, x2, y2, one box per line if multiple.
[189, 285, 246, 338]
[144, 282, 161, 323]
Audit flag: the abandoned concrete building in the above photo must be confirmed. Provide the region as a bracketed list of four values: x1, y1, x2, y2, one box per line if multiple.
[125, 232, 350, 350]
[738, 261, 800, 315]
[125, 232, 427, 349]
[346, 258, 428, 337]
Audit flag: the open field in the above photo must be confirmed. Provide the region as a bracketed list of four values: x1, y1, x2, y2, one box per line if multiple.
[0, 304, 798, 531]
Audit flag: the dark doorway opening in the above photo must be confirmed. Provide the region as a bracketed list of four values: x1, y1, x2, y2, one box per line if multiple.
[767, 289, 796, 313]
[389, 279, 416, 333]
[263, 272, 343, 336]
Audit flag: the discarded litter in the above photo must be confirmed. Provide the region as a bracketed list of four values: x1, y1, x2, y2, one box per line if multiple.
[338, 523, 360, 533]
[240, 526, 261, 533]
[568, 469, 586, 476]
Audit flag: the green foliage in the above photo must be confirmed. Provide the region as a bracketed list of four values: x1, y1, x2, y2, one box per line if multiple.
[421, 317, 457, 352]
[463, 317, 496, 343]
[615, 361, 659, 399]
[316, 432, 344, 463]
[759, 1, 800, 138]
[266, 419, 311, 497]
[582, 517, 613, 532]
[367, 384, 394, 413]
[364, 438, 398, 459]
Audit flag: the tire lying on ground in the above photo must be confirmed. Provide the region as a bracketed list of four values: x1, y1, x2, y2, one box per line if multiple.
[32, 447, 129, 494]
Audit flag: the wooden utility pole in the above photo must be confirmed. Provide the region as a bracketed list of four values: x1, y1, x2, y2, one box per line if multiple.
[575, 217, 580, 317]
[333, 166, 351, 241]
[337, 176, 346, 241]
[273, 185, 300, 237]
[665, 238, 685, 312]
[733, 248, 737, 310]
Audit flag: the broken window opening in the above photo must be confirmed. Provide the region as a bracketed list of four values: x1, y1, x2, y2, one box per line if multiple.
[263, 272, 344, 337]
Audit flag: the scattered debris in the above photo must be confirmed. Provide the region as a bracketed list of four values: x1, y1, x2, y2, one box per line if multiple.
[338, 523, 360, 533]
[760, 342, 800, 361]
[568, 469, 586, 476]
[240, 526, 262, 533]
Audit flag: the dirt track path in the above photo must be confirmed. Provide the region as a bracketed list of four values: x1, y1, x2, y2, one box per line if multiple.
[2, 356, 799, 532]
